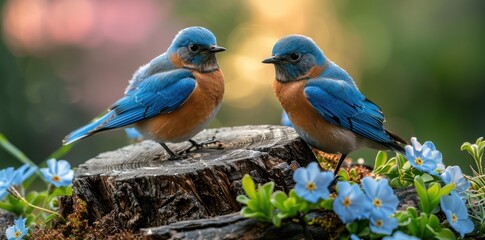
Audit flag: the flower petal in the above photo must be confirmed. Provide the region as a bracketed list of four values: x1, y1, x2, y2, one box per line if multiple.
[56, 160, 72, 175]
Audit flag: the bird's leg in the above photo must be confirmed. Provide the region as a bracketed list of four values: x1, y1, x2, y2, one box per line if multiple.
[159, 142, 180, 160]
[332, 153, 347, 184]
[182, 137, 221, 153]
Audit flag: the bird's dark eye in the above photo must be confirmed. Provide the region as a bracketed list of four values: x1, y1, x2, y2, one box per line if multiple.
[189, 44, 199, 53]
[290, 52, 301, 61]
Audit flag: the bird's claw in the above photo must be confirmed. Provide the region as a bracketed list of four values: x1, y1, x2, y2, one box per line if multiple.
[182, 137, 221, 153]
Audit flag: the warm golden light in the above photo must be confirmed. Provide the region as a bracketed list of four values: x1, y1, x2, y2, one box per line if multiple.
[219, 0, 362, 111]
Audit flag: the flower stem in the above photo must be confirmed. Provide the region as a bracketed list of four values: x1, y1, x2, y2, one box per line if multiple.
[8, 187, 66, 222]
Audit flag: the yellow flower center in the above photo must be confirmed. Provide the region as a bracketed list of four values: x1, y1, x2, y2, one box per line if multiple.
[15, 230, 21, 238]
[452, 213, 457, 223]
[343, 197, 351, 207]
[375, 219, 383, 227]
[373, 198, 382, 208]
[306, 182, 316, 192]
[52, 175, 61, 182]
[415, 157, 423, 166]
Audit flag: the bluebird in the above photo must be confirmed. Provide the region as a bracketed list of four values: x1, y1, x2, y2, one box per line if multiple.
[64, 27, 225, 158]
[280, 110, 293, 127]
[263, 35, 406, 175]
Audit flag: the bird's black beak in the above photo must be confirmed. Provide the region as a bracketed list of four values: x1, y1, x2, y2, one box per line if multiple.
[206, 45, 226, 53]
[262, 56, 282, 64]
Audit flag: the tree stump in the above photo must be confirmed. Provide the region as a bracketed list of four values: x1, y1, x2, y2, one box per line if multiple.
[73, 125, 315, 232]
[140, 212, 336, 240]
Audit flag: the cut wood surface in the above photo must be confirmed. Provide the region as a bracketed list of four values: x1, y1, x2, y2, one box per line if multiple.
[73, 125, 316, 231]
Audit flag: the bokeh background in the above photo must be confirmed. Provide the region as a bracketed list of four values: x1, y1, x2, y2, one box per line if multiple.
[1, 0, 484, 173]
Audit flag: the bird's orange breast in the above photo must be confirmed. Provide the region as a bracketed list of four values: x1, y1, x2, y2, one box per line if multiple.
[137, 69, 224, 142]
[273, 79, 359, 154]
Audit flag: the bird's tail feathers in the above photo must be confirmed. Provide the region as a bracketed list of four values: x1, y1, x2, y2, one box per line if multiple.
[385, 130, 407, 154]
[63, 111, 115, 145]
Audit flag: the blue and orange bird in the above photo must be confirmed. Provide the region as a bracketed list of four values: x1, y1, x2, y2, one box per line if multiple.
[63, 27, 226, 158]
[263, 35, 406, 175]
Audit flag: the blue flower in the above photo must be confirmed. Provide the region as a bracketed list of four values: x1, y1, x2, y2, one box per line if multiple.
[293, 162, 333, 203]
[281, 111, 293, 127]
[40, 159, 74, 187]
[124, 128, 142, 139]
[436, 162, 446, 174]
[369, 213, 398, 235]
[362, 177, 399, 218]
[440, 192, 474, 237]
[5, 217, 28, 240]
[405, 137, 442, 175]
[350, 234, 361, 240]
[382, 231, 420, 240]
[13, 164, 37, 185]
[441, 166, 470, 200]
[333, 181, 371, 223]
[0, 167, 20, 200]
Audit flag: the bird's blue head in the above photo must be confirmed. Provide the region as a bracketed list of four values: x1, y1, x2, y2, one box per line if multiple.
[262, 35, 326, 82]
[168, 26, 225, 72]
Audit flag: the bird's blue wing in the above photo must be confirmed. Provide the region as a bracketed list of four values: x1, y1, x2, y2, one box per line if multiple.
[304, 78, 391, 144]
[104, 70, 196, 128]
[63, 69, 195, 144]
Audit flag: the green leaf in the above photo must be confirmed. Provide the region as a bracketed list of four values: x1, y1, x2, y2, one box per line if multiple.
[271, 191, 287, 210]
[0, 133, 44, 189]
[320, 199, 333, 210]
[261, 182, 275, 196]
[26, 191, 39, 202]
[346, 221, 360, 234]
[418, 213, 428, 237]
[338, 169, 349, 181]
[298, 200, 309, 213]
[242, 175, 256, 199]
[402, 160, 412, 170]
[439, 183, 454, 197]
[390, 178, 403, 188]
[236, 195, 250, 204]
[425, 224, 439, 238]
[435, 228, 457, 240]
[427, 214, 440, 229]
[408, 218, 419, 236]
[357, 226, 370, 237]
[349, 168, 357, 180]
[241, 207, 266, 220]
[272, 214, 282, 227]
[395, 211, 407, 223]
[247, 199, 258, 211]
[426, 183, 440, 202]
[44, 213, 58, 223]
[374, 151, 387, 170]
[0, 201, 16, 212]
[460, 142, 473, 153]
[414, 176, 429, 213]
[0, 133, 36, 166]
[259, 182, 274, 218]
[283, 197, 296, 210]
[396, 154, 407, 168]
[288, 189, 298, 199]
[407, 207, 418, 218]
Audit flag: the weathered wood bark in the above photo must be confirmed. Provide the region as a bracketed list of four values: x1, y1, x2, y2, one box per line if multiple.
[141, 212, 335, 240]
[0, 210, 15, 240]
[73, 125, 315, 231]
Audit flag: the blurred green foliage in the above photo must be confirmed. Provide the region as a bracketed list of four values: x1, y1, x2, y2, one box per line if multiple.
[0, 0, 484, 173]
